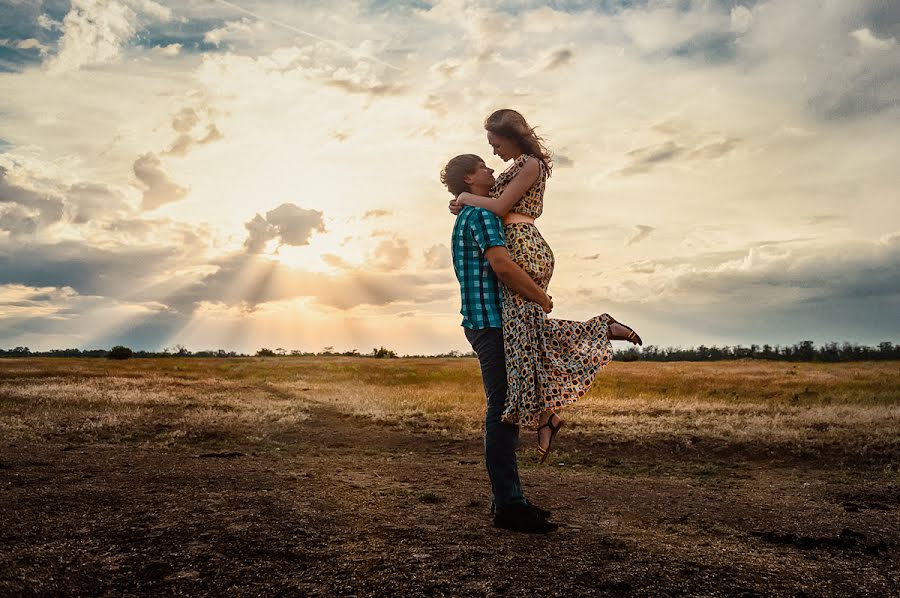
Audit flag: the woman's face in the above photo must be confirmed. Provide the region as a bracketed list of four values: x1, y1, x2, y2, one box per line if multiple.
[487, 131, 520, 162]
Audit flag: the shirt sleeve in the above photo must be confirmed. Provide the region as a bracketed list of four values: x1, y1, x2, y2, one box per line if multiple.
[469, 208, 506, 252]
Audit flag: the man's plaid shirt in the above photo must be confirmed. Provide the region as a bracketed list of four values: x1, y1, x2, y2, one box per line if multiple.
[451, 206, 506, 329]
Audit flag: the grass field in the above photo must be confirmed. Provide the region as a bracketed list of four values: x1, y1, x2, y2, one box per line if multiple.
[2, 357, 899, 595]
[2, 357, 898, 457]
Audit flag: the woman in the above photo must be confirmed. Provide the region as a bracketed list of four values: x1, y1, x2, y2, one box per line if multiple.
[453, 109, 642, 463]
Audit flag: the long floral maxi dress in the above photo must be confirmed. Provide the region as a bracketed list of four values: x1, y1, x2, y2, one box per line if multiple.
[497, 154, 614, 430]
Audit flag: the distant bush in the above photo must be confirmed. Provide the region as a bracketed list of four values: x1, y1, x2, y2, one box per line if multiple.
[107, 346, 133, 360]
[256, 348, 276, 357]
[372, 346, 398, 359]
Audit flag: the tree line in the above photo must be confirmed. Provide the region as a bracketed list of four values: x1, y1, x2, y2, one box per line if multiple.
[616, 340, 900, 362]
[1, 340, 898, 362]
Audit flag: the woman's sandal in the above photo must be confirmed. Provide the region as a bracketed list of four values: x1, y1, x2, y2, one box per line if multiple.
[537, 414, 564, 465]
[605, 314, 643, 346]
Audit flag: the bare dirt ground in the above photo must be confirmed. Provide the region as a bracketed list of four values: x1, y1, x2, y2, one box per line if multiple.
[1, 358, 899, 596]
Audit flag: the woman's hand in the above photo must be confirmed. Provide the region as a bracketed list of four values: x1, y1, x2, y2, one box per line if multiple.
[540, 293, 553, 314]
[456, 192, 474, 205]
[448, 199, 462, 216]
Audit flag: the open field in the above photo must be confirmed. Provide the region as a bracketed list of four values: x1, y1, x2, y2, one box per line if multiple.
[2, 358, 899, 596]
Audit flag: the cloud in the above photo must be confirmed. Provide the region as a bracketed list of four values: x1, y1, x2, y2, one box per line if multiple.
[151, 43, 181, 57]
[625, 225, 655, 246]
[37, 14, 63, 31]
[203, 19, 262, 47]
[45, 0, 172, 74]
[322, 253, 352, 270]
[164, 108, 223, 156]
[851, 28, 896, 51]
[165, 251, 452, 314]
[326, 68, 406, 96]
[0, 166, 65, 236]
[266, 203, 326, 246]
[618, 133, 740, 175]
[132, 153, 188, 211]
[554, 154, 574, 168]
[0, 240, 180, 299]
[243, 204, 326, 254]
[619, 141, 685, 175]
[730, 6, 753, 35]
[423, 244, 450, 269]
[532, 46, 574, 72]
[67, 182, 131, 224]
[370, 236, 411, 271]
[362, 209, 392, 219]
[172, 108, 199, 133]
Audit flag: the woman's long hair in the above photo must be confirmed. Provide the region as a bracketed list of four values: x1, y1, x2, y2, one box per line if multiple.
[484, 109, 552, 176]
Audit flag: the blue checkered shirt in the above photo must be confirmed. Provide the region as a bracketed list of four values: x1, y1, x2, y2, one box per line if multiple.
[451, 206, 506, 329]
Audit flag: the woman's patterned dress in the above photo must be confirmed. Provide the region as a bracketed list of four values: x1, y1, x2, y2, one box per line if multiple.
[496, 154, 614, 430]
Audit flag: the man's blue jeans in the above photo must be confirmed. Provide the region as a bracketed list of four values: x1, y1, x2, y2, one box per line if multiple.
[465, 327, 526, 514]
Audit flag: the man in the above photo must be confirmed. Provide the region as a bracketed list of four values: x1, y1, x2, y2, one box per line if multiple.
[440, 154, 557, 534]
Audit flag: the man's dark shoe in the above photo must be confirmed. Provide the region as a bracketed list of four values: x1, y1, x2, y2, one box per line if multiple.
[492, 501, 552, 519]
[527, 501, 551, 519]
[493, 505, 558, 533]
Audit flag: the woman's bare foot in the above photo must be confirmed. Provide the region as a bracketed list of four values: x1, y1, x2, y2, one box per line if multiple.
[607, 317, 642, 345]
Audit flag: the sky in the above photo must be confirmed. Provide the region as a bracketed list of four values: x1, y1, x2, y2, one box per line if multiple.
[0, 0, 898, 355]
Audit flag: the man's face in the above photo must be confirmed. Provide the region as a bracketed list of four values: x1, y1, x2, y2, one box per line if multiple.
[466, 161, 495, 191]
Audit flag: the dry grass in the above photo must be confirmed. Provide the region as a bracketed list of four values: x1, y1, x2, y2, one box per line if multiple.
[1, 357, 898, 459]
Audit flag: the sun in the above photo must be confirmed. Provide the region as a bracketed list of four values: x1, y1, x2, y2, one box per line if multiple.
[272, 228, 366, 274]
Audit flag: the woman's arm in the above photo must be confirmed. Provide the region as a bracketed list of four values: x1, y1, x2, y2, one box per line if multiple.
[457, 158, 541, 218]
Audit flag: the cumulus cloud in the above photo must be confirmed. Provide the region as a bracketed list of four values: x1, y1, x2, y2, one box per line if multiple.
[370, 236, 411, 271]
[850, 28, 896, 51]
[243, 204, 326, 254]
[45, 0, 172, 74]
[37, 14, 63, 31]
[67, 182, 131, 224]
[152, 43, 181, 57]
[164, 108, 223, 156]
[0, 166, 65, 236]
[132, 153, 188, 211]
[203, 19, 263, 47]
[730, 6, 753, 35]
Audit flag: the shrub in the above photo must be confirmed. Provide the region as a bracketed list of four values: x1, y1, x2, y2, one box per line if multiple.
[372, 346, 397, 359]
[107, 346, 133, 360]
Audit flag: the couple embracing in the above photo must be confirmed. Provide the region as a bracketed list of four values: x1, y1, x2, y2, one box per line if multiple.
[442, 109, 643, 533]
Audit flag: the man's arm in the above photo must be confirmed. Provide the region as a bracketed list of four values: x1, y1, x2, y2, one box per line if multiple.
[485, 246, 553, 313]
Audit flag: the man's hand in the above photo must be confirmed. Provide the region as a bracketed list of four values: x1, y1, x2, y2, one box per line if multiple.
[485, 246, 554, 312]
[449, 199, 462, 216]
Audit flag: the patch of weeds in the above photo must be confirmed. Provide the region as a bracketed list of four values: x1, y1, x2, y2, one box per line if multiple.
[417, 492, 444, 504]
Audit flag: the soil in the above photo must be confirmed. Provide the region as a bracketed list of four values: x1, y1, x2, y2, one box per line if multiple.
[2, 402, 899, 597]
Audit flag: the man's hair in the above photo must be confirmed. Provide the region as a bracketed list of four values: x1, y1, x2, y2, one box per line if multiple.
[440, 154, 483, 197]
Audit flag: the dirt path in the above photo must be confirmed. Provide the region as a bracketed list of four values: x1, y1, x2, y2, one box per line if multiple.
[2, 400, 898, 596]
